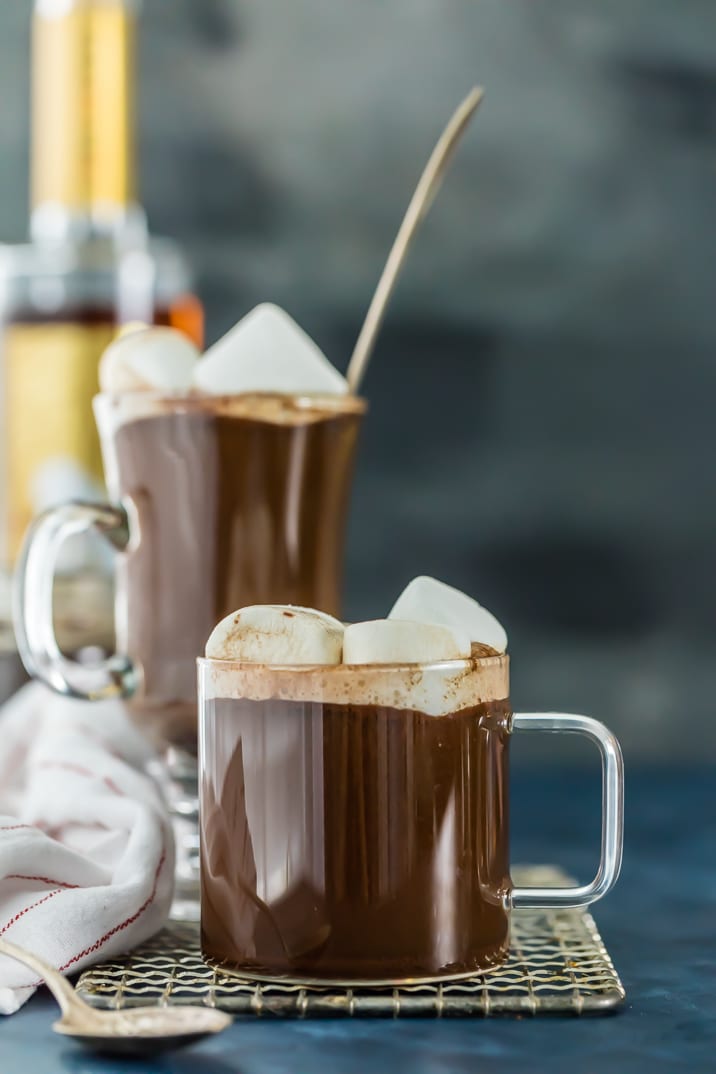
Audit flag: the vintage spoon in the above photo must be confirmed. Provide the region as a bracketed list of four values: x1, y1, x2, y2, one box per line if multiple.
[0, 937, 232, 1056]
[346, 85, 484, 393]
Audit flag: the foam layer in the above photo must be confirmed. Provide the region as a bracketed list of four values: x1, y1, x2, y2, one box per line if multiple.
[93, 391, 366, 439]
[199, 648, 509, 717]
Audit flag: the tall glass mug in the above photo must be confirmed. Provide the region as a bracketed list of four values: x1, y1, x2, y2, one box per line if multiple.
[197, 653, 623, 983]
[14, 390, 365, 915]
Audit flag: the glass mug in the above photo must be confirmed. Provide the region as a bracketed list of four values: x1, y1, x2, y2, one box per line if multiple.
[14, 390, 366, 915]
[198, 652, 623, 983]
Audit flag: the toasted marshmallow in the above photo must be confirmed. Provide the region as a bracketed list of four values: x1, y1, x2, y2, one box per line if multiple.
[205, 605, 344, 664]
[99, 326, 200, 393]
[194, 304, 348, 396]
[389, 576, 507, 653]
[342, 618, 471, 665]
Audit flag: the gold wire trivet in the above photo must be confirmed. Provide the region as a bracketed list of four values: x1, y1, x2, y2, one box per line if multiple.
[76, 867, 625, 1017]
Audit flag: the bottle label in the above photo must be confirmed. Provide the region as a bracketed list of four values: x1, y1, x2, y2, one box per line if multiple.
[2, 322, 114, 564]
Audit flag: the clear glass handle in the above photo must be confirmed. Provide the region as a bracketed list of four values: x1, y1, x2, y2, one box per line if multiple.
[508, 712, 624, 909]
[13, 501, 139, 701]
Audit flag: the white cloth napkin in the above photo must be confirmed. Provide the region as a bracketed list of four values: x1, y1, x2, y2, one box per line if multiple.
[0, 683, 174, 1014]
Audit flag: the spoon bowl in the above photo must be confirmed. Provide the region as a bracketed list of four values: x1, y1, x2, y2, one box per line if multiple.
[0, 937, 232, 1056]
[52, 1005, 233, 1057]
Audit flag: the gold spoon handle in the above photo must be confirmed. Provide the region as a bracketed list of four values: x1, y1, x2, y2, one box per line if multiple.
[346, 86, 484, 394]
[0, 937, 85, 1018]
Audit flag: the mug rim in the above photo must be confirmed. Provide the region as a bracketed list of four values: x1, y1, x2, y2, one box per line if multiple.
[94, 389, 367, 416]
[197, 652, 507, 675]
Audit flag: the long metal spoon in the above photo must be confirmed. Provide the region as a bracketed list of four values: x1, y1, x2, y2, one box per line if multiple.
[0, 937, 232, 1056]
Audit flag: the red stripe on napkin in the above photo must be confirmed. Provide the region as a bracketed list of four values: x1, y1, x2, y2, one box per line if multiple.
[37, 761, 124, 797]
[58, 843, 167, 972]
[0, 888, 64, 935]
[6, 874, 79, 890]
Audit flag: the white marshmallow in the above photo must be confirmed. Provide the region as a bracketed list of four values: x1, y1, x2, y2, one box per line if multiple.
[388, 576, 507, 653]
[205, 605, 344, 664]
[99, 326, 200, 393]
[193, 304, 348, 396]
[342, 619, 471, 665]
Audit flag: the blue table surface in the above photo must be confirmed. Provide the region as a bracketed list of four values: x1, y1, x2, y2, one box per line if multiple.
[2, 768, 714, 1074]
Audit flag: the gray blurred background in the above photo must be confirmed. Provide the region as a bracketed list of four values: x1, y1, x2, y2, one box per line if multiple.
[1, 0, 714, 761]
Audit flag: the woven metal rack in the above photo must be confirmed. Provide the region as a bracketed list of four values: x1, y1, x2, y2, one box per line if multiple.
[76, 866, 624, 1017]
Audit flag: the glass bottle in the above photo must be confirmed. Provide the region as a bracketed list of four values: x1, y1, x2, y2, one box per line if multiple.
[0, 0, 203, 665]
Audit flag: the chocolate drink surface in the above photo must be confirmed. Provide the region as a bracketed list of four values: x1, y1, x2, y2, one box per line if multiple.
[104, 395, 363, 752]
[200, 696, 511, 980]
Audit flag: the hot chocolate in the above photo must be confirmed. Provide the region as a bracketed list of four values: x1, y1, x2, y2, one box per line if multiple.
[197, 580, 624, 982]
[198, 649, 511, 981]
[98, 392, 365, 752]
